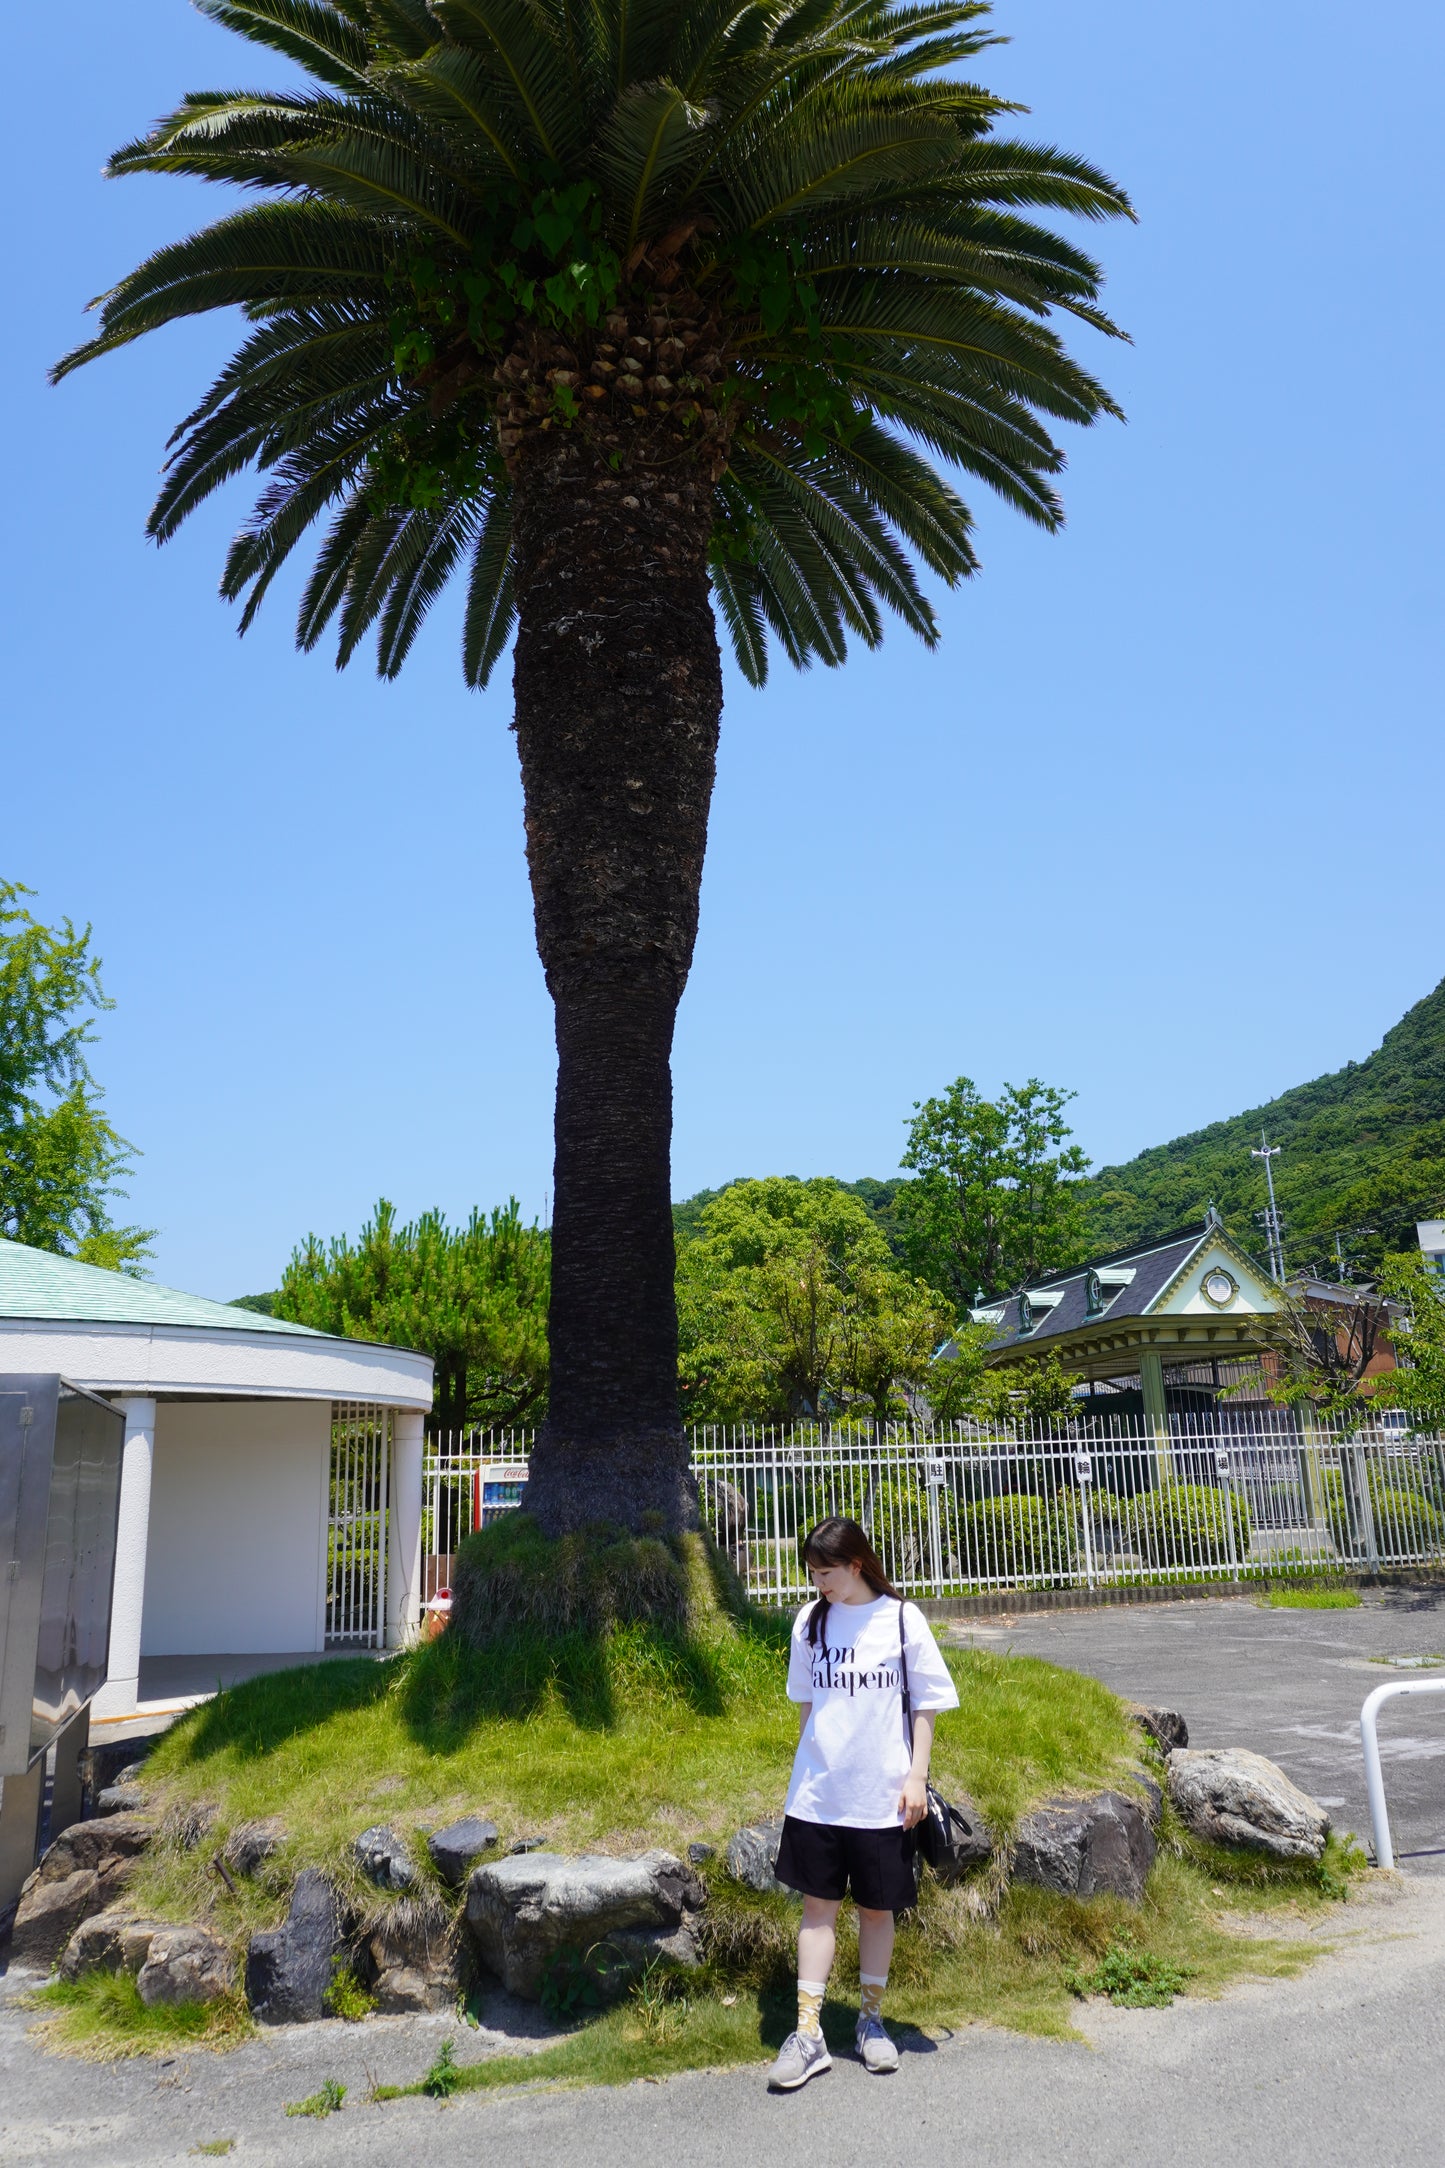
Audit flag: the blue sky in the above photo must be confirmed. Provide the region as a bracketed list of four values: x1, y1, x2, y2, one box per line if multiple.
[6, 1, 1442, 1300]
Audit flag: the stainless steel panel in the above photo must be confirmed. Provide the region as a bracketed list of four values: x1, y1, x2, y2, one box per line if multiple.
[0, 1377, 124, 1776]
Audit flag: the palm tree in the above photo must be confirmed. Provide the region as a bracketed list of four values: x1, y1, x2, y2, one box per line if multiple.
[55, 0, 1131, 1538]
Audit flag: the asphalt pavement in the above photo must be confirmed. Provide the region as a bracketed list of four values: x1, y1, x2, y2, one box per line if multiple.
[948, 1587, 1445, 1867]
[3, 1592, 1444, 2166]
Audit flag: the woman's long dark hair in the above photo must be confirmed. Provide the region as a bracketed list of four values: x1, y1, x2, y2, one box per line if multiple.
[802, 1517, 903, 1647]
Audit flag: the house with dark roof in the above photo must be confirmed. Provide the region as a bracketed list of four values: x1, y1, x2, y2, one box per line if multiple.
[956, 1214, 1287, 1426]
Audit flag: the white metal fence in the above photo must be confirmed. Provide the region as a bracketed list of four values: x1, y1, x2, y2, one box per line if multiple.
[327, 1404, 391, 1647]
[422, 1410, 1445, 1605]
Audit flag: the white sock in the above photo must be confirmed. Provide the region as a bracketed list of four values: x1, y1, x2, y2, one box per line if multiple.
[859, 1972, 888, 2022]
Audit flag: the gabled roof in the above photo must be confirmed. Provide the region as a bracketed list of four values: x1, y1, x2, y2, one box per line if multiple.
[0, 1238, 328, 1338]
[976, 1220, 1277, 1356]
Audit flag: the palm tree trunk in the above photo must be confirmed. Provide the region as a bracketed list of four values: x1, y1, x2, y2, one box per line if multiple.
[508, 430, 720, 1535]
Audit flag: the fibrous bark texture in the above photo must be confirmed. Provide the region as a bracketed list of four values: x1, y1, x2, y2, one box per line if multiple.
[510, 424, 720, 1534]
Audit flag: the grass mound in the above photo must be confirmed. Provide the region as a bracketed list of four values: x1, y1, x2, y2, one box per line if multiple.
[63, 1529, 1366, 2076]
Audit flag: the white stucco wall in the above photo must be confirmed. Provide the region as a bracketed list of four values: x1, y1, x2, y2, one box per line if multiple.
[140, 1401, 331, 1656]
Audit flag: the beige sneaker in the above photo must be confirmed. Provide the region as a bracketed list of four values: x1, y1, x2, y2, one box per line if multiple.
[766, 2029, 833, 2090]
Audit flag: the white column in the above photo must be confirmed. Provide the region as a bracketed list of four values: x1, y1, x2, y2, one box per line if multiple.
[92, 1398, 157, 1719]
[386, 1409, 425, 1649]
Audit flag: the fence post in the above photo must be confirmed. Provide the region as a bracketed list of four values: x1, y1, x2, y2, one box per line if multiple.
[925, 1456, 945, 1598]
[1074, 1450, 1096, 1592]
[1350, 1437, 1380, 1575]
[1140, 1352, 1174, 1483]
[1217, 1448, 1239, 1583]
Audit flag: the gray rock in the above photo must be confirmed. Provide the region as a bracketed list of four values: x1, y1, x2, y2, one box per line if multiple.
[175, 1802, 219, 1852]
[1130, 1704, 1189, 1754]
[928, 1791, 993, 1883]
[352, 1825, 416, 1891]
[137, 1925, 233, 2008]
[225, 1818, 286, 1877]
[507, 1837, 544, 1856]
[725, 1819, 789, 1896]
[59, 1912, 164, 1982]
[687, 1843, 716, 1865]
[96, 1784, 147, 1816]
[366, 1897, 463, 2013]
[1013, 1792, 1156, 1904]
[30, 1813, 155, 1882]
[12, 1815, 156, 1964]
[1126, 1768, 1164, 1832]
[244, 1870, 347, 2023]
[465, 1849, 705, 2001]
[11, 1872, 103, 1966]
[427, 1818, 499, 1889]
[1167, 1748, 1331, 1863]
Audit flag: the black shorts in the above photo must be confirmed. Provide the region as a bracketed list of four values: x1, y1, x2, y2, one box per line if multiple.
[774, 1815, 918, 1912]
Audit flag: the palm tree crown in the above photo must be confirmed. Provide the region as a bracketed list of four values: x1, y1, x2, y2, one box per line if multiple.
[57, 0, 1132, 1540]
[56, 0, 1131, 688]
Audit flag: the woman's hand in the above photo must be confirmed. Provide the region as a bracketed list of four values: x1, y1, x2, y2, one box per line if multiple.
[900, 1772, 929, 1830]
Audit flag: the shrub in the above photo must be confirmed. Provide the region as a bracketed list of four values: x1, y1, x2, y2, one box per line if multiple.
[1108, 1482, 1250, 1568]
[953, 1493, 1078, 1583]
[1321, 1472, 1445, 1561]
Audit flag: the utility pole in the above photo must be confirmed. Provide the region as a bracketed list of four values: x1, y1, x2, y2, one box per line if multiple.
[1251, 1132, 1286, 1282]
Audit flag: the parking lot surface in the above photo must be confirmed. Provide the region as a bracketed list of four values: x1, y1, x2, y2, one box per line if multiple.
[949, 1587, 1445, 1866]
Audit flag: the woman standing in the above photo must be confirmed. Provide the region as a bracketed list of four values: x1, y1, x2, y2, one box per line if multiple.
[767, 1517, 959, 2091]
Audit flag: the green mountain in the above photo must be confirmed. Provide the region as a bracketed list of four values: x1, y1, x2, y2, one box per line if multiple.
[1082, 976, 1445, 1276]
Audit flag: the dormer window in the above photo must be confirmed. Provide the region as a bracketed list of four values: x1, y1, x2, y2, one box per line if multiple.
[1017, 1293, 1034, 1334]
[1085, 1270, 1105, 1317]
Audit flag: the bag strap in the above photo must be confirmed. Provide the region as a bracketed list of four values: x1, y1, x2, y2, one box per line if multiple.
[898, 1599, 914, 1757]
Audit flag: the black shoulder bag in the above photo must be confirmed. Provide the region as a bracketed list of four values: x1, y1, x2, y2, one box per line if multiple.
[898, 1600, 985, 1880]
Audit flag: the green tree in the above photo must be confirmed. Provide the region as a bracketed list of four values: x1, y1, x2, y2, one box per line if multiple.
[899, 1076, 1089, 1305]
[678, 1177, 951, 1424]
[0, 881, 153, 1272]
[1372, 1253, 1445, 1426]
[55, 0, 1129, 1534]
[277, 1198, 549, 1432]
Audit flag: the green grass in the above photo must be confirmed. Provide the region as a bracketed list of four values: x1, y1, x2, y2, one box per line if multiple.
[285, 2079, 346, 2119]
[1262, 1587, 1361, 1610]
[24, 1971, 252, 2060]
[371, 1849, 1339, 2098]
[70, 1526, 1365, 2084]
[125, 1587, 1143, 1950]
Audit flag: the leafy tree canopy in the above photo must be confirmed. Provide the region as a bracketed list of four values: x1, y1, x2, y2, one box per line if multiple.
[0, 881, 153, 1273]
[1373, 1253, 1445, 1425]
[677, 1175, 952, 1425]
[276, 1196, 549, 1430]
[898, 1075, 1090, 1304]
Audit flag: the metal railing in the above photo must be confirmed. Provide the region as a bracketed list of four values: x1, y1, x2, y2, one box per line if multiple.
[421, 1410, 1445, 1606]
[1360, 1678, 1445, 1869]
[326, 1403, 392, 1647]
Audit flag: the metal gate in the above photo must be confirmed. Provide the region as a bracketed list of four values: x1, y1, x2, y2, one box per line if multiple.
[326, 1403, 391, 1647]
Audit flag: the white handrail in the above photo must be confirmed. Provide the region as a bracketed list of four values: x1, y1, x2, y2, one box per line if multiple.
[1359, 1678, 1445, 1870]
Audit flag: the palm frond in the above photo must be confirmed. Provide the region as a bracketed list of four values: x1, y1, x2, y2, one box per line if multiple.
[462, 484, 516, 687]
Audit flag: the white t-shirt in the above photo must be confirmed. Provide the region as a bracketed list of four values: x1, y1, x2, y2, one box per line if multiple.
[784, 1594, 960, 1829]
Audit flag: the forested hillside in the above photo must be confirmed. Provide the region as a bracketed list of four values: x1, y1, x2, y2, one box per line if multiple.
[1081, 976, 1445, 1274]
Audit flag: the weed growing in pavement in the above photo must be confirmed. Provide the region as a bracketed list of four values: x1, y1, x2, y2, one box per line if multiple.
[423, 2038, 464, 2097]
[1065, 1936, 1193, 2008]
[284, 2078, 346, 2119]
